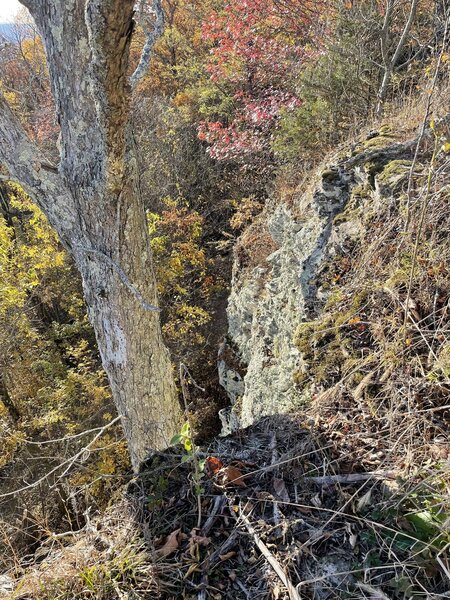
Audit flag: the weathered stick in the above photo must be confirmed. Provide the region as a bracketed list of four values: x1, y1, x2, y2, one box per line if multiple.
[304, 471, 396, 485]
[201, 495, 227, 536]
[239, 509, 301, 600]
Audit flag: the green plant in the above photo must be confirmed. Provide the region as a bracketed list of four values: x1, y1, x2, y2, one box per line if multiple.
[171, 421, 206, 527]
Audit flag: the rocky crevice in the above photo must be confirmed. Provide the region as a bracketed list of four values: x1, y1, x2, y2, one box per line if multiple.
[219, 130, 417, 430]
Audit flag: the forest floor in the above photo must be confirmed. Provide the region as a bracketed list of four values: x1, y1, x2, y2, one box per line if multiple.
[135, 401, 450, 599]
[8, 394, 449, 599]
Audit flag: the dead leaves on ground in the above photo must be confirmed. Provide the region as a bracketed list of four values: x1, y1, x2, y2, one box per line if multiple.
[205, 456, 247, 487]
[155, 528, 186, 558]
[155, 527, 211, 560]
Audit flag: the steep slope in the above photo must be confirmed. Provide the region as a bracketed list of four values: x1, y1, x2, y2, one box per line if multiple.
[220, 118, 450, 435]
[3, 115, 449, 600]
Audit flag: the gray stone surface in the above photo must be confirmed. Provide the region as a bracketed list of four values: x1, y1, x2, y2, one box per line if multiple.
[218, 157, 392, 430]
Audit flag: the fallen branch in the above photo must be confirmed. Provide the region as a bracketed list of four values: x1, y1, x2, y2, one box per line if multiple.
[201, 495, 226, 536]
[304, 471, 397, 486]
[197, 527, 240, 600]
[200, 527, 239, 570]
[352, 369, 377, 402]
[239, 508, 301, 600]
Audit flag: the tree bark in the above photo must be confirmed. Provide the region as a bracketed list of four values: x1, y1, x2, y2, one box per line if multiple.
[0, 0, 183, 470]
[71, 171, 181, 469]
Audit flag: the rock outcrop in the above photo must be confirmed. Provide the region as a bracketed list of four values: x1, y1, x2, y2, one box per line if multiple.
[219, 129, 419, 429]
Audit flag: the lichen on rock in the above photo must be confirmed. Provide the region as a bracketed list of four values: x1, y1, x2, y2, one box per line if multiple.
[219, 131, 429, 431]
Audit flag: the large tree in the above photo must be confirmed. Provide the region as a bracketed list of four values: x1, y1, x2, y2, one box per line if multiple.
[0, 0, 183, 470]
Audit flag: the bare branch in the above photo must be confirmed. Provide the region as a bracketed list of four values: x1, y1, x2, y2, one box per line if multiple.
[304, 471, 397, 485]
[377, 0, 419, 115]
[131, 0, 164, 89]
[379, 0, 394, 68]
[239, 507, 300, 600]
[17, 0, 38, 12]
[0, 91, 78, 249]
[0, 416, 122, 500]
[390, 0, 419, 68]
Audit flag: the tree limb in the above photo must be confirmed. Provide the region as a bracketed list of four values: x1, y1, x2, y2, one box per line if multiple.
[377, 0, 419, 115]
[131, 0, 164, 90]
[0, 91, 77, 245]
[17, 0, 38, 12]
[85, 0, 135, 182]
[0, 92, 53, 205]
[239, 507, 301, 600]
[390, 0, 419, 69]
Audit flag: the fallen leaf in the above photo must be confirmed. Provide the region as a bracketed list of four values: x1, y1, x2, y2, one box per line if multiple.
[356, 489, 372, 512]
[219, 550, 236, 561]
[218, 465, 246, 487]
[205, 456, 224, 476]
[188, 529, 210, 559]
[155, 528, 184, 558]
[184, 563, 200, 578]
[189, 529, 211, 547]
[273, 477, 290, 502]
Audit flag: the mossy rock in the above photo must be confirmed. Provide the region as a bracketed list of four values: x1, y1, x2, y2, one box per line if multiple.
[362, 134, 398, 150]
[294, 289, 373, 387]
[334, 184, 371, 224]
[364, 160, 386, 177]
[376, 159, 413, 193]
[293, 368, 310, 386]
[294, 321, 320, 356]
[324, 290, 345, 310]
[321, 167, 339, 182]
[378, 124, 397, 136]
[351, 183, 372, 199]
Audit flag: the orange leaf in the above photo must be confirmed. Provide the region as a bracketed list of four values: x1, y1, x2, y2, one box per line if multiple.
[205, 456, 224, 476]
[218, 465, 246, 487]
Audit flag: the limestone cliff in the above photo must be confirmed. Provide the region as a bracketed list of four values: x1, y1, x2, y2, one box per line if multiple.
[219, 121, 449, 429]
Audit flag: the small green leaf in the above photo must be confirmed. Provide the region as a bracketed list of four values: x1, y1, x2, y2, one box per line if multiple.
[406, 511, 441, 541]
[181, 422, 190, 435]
[170, 434, 183, 445]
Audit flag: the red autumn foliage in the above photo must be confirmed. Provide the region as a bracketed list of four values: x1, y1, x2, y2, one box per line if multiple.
[198, 0, 326, 163]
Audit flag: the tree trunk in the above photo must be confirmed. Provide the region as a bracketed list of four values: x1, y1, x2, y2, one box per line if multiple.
[376, 0, 419, 117]
[71, 175, 181, 470]
[0, 372, 20, 423]
[0, 0, 184, 471]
